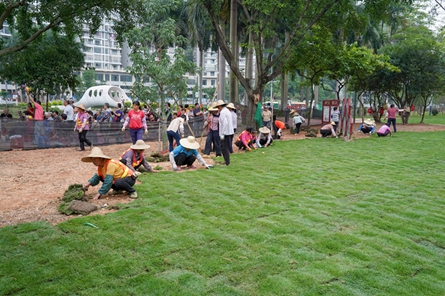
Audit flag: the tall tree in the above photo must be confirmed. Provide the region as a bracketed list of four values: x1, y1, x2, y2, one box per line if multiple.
[125, 0, 196, 151]
[201, 0, 412, 125]
[0, 0, 140, 57]
[0, 32, 84, 108]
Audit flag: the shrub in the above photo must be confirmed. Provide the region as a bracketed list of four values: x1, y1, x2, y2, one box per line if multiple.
[432, 108, 439, 116]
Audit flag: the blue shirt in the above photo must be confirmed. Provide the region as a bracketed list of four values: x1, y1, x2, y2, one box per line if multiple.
[172, 145, 198, 158]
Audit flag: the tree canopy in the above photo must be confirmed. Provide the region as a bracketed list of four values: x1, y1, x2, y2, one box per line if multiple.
[0, 0, 140, 57]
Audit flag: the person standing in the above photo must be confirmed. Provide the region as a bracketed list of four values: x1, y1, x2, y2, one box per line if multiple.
[0, 108, 12, 119]
[25, 90, 44, 145]
[227, 102, 237, 153]
[27, 102, 35, 119]
[216, 100, 234, 166]
[73, 104, 92, 151]
[99, 103, 112, 123]
[330, 107, 340, 131]
[114, 103, 123, 122]
[63, 99, 74, 121]
[261, 106, 272, 129]
[121, 100, 148, 144]
[166, 113, 185, 152]
[203, 105, 221, 157]
[385, 104, 398, 133]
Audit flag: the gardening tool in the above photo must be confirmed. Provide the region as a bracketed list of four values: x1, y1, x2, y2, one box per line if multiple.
[185, 120, 196, 138]
[85, 222, 99, 228]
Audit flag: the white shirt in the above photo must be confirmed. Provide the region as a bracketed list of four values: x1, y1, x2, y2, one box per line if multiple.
[231, 110, 237, 129]
[219, 107, 234, 137]
[63, 105, 74, 121]
[167, 117, 184, 134]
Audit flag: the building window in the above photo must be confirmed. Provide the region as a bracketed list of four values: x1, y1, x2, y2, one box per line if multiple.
[94, 47, 102, 54]
[120, 75, 132, 82]
[211, 80, 216, 86]
[105, 74, 110, 81]
[111, 75, 119, 82]
[96, 74, 104, 81]
[95, 63, 102, 68]
[210, 71, 215, 76]
[94, 40, 101, 46]
[203, 79, 207, 86]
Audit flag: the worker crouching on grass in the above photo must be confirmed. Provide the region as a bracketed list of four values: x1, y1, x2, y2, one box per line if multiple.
[120, 140, 157, 176]
[82, 147, 138, 199]
[169, 136, 213, 171]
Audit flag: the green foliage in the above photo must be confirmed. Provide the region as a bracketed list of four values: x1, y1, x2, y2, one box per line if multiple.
[0, 0, 140, 57]
[432, 108, 439, 116]
[125, 0, 196, 107]
[0, 31, 84, 96]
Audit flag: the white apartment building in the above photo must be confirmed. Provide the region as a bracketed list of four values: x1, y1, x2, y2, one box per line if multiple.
[1, 18, 252, 102]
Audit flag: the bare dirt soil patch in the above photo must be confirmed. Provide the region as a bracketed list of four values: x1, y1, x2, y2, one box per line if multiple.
[1, 123, 444, 228]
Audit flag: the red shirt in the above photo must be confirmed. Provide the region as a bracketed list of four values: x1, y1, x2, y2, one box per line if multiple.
[127, 109, 146, 129]
[387, 107, 398, 119]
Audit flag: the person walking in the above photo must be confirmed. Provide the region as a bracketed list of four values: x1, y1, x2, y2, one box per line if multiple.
[122, 100, 148, 144]
[216, 100, 234, 166]
[291, 111, 305, 134]
[73, 104, 92, 151]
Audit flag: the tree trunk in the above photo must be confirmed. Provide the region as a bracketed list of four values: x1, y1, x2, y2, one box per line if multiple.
[281, 71, 289, 111]
[218, 47, 226, 101]
[229, 0, 238, 104]
[198, 47, 204, 105]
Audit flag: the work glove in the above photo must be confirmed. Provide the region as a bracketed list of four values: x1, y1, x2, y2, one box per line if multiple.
[144, 129, 148, 135]
[220, 135, 224, 140]
[205, 164, 214, 169]
[121, 127, 125, 132]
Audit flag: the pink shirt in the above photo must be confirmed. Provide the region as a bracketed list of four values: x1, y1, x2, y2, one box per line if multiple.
[377, 125, 391, 135]
[34, 103, 44, 121]
[387, 107, 398, 119]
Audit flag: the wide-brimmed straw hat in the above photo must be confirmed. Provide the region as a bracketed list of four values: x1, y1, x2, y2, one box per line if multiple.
[214, 99, 227, 107]
[75, 103, 86, 110]
[180, 136, 200, 149]
[130, 139, 150, 150]
[208, 102, 218, 112]
[226, 103, 235, 109]
[259, 126, 270, 134]
[81, 147, 111, 162]
[364, 118, 375, 126]
[331, 121, 336, 126]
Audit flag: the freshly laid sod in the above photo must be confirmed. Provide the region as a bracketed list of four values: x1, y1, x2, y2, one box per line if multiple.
[1, 130, 445, 295]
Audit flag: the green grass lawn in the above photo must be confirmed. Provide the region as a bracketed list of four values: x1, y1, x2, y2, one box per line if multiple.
[1, 131, 445, 295]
